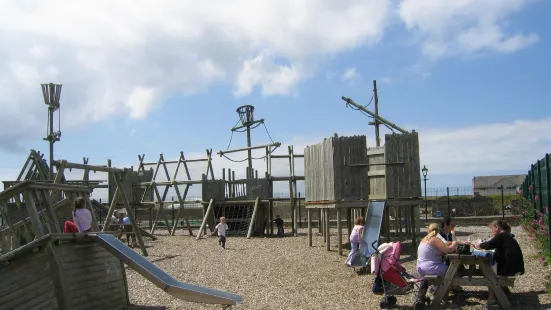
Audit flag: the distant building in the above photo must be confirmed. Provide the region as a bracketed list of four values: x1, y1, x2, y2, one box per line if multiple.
[472, 175, 526, 196]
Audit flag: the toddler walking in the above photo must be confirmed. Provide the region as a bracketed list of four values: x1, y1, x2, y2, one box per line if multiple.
[215, 217, 229, 249]
[345, 216, 366, 266]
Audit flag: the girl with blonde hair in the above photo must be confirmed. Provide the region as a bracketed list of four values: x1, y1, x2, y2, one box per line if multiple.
[417, 223, 457, 278]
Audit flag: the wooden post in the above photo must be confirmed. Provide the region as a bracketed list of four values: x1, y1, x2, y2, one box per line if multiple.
[325, 209, 331, 251]
[269, 200, 274, 235]
[114, 174, 148, 256]
[322, 208, 326, 242]
[337, 208, 342, 256]
[23, 190, 44, 238]
[247, 197, 261, 239]
[373, 79, 381, 147]
[307, 209, 312, 247]
[197, 199, 214, 240]
[347, 208, 352, 238]
[103, 186, 120, 232]
[317, 209, 325, 232]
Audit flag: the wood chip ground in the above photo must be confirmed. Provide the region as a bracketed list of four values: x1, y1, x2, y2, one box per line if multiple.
[126, 225, 551, 310]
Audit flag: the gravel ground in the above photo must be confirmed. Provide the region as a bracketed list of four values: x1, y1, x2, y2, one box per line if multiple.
[126, 225, 551, 310]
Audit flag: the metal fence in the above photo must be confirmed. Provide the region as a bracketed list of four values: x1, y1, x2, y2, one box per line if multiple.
[519, 153, 551, 257]
[424, 186, 515, 197]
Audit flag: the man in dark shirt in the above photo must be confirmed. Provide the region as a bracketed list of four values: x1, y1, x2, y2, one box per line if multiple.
[273, 215, 284, 237]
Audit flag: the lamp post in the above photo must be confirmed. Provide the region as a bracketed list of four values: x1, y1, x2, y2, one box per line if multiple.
[422, 165, 428, 220]
[41, 83, 62, 180]
[498, 185, 505, 219]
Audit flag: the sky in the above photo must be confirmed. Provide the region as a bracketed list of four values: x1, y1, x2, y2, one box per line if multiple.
[0, 0, 549, 200]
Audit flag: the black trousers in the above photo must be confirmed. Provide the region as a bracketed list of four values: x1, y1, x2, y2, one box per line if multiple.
[219, 235, 226, 248]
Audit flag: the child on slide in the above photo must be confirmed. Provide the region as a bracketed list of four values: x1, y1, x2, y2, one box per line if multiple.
[346, 216, 366, 266]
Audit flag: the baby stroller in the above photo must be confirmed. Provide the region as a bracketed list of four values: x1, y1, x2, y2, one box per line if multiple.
[368, 240, 431, 309]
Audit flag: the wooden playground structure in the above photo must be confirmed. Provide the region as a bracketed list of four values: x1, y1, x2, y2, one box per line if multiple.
[304, 95, 423, 256]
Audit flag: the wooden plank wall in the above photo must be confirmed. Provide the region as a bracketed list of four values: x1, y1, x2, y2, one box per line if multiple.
[133, 169, 154, 203]
[384, 132, 422, 199]
[245, 178, 271, 199]
[366, 146, 386, 199]
[304, 137, 335, 202]
[332, 135, 368, 201]
[202, 180, 226, 201]
[55, 241, 128, 310]
[108, 169, 138, 203]
[0, 249, 58, 309]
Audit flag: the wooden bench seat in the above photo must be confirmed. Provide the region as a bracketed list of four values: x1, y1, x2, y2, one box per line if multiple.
[423, 274, 516, 287]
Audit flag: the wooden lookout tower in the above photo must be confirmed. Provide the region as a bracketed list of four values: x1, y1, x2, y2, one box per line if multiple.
[303, 91, 423, 255]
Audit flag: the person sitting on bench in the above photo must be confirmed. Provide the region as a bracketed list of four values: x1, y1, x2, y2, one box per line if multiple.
[416, 223, 458, 301]
[475, 220, 524, 306]
[438, 215, 469, 292]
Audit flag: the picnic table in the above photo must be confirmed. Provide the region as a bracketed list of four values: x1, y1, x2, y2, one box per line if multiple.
[426, 253, 515, 309]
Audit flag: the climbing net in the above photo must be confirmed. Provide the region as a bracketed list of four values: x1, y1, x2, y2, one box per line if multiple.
[213, 204, 253, 236]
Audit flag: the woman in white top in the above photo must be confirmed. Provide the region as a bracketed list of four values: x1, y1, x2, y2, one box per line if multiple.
[73, 197, 93, 232]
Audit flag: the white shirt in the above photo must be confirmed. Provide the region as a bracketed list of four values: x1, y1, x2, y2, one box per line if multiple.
[122, 217, 131, 225]
[215, 223, 229, 236]
[110, 216, 119, 225]
[73, 208, 93, 232]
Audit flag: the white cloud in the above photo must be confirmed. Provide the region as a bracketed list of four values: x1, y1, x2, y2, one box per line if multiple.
[0, 0, 392, 151]
[0, 0, 541, 152]
[233, 53, 301, 97]
[420, 117, 551, 175]
[341, 67, 358, 83]
[399, 0, 539, 59]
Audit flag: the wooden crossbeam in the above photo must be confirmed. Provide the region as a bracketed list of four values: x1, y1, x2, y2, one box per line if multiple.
[137, 149, 214, 236]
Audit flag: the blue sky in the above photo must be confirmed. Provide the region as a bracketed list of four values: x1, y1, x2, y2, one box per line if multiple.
[0, 0, 549, 199]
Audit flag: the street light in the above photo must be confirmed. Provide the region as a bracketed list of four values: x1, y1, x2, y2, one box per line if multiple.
[498, 185, 505, 219]
[41, 83, 63, 180]
[422, 165, 428, 220]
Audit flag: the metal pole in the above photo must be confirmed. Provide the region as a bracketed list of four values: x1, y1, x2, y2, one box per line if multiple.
[49, 107, 54, 180]
[447, 187, 451, 216]
[500, 186, 505, 219]
[424, 176, 428, 220]
[246, 124, 252, 179]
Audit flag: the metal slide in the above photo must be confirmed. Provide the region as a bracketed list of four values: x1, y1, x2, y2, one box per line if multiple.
[360, 200, 386, 258]
[91, 233, 243, 307]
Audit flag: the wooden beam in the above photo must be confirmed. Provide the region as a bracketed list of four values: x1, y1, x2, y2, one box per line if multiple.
[246, 197, 261, 239]
[196, 199, 214, 240]
[307, 209, 312, 247]
[114, 175, 148, 256]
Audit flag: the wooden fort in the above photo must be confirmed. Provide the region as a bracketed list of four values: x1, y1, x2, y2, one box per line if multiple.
[304, 131, 422, 254]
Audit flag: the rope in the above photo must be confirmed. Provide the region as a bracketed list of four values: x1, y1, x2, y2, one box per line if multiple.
[226, 119, 242, 150]
[347, 96, 374, 118]
[221, 114, 279, 162]
[263, 122, 275, 144]
[220, 144, 280, 163]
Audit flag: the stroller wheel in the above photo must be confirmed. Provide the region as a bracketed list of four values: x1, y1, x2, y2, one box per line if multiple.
[379, 298, 389, 309]
[387, 296, 397, 306]
[413, 301, 425, 310]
